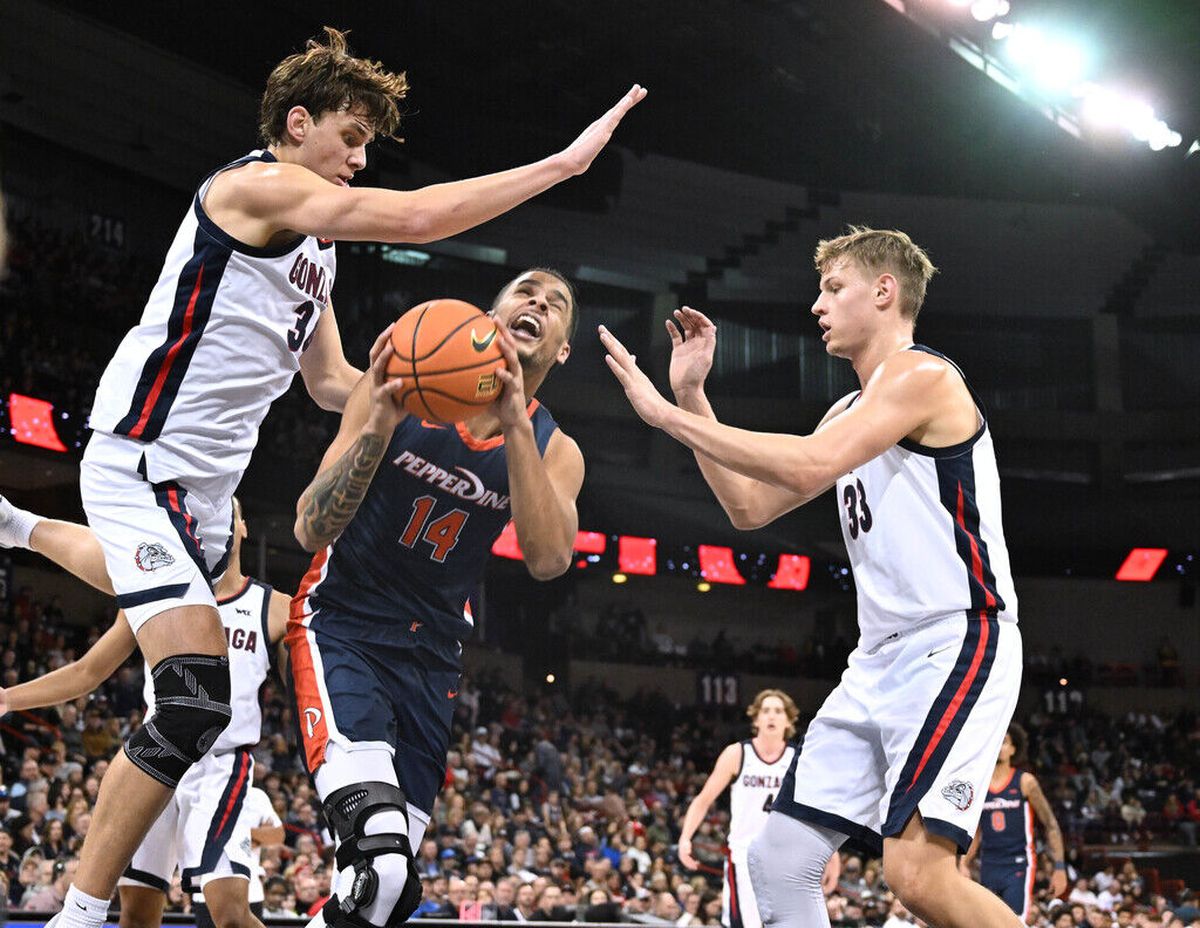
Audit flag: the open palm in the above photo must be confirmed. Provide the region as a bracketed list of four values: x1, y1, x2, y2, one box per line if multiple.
[667, 307, 717, 396]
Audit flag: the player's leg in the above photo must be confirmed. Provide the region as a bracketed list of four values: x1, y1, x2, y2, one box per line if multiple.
[288, 624, 424, 928]
[58, 436, 232, 923]
[118, 887, 167, 928]
[0, 495, 111, 593]
[883, 815, 1024, 927]
[117, 796, 179, 928]
[747, 814, 845, 928]
[750, 648, 884, 928]
[877, 618, 1025, 928]
[197, 878, 263, 928]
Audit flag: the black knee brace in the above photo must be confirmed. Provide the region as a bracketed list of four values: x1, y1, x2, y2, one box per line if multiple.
[321, 782, 422, 928]
[125, 654, 232, 788]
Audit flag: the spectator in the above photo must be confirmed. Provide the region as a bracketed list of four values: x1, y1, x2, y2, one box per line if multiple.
[20, 856, 76, 913]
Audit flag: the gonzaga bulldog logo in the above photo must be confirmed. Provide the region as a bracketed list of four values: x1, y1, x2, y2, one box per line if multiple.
[941, 779, 975, 811]
[134, 542, 175, 572]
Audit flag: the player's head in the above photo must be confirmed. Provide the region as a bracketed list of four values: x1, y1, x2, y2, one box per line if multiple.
[811, 226, 936, 357]
[746, 688, 799, 740]
[999, 721, 1028, 766]
[259, 27, 408, 186]
[489, 268, 578, 372]
[229, 495, 249, 558]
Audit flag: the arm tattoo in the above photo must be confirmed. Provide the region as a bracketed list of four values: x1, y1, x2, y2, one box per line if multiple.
[300, 433, 388, 546]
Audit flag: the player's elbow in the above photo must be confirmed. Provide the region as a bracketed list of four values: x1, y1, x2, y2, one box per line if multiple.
[726, 505, 771, 531]
[525, 550, 572, 581]
[293, 518, 320, 554]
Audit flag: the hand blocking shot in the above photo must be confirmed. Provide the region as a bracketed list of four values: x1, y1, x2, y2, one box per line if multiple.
[601, 227, 1024, 928]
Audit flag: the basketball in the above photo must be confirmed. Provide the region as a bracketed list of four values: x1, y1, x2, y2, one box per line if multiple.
[387, 299, 506, 423]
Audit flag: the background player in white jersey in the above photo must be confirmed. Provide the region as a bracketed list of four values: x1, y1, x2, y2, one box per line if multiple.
[0, 497, 289, 928]
[600, 226, 1024, 928]
[11, 24, 643, 928]
[678, 690, 834, 928]
[195, 787, 285, 925]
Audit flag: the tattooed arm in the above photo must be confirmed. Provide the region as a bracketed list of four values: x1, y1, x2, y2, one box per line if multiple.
[294, 325, 408, 552]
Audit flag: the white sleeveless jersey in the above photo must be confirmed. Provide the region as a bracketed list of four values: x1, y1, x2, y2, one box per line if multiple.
[143, 578, 274, 753]
[836, 346, 1018, 650]
[89, 150, 335, 495]
[727, 740, 795, 852]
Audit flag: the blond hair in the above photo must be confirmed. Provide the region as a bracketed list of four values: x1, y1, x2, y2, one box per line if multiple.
[746, 689, 799, 740]
[814, 226, 937, 322]
[259, 27, 409, 145]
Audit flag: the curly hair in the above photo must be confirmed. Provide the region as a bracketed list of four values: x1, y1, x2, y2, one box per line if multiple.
[258, 27, 409, 145]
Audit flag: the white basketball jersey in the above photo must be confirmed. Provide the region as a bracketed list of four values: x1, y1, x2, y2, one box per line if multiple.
[143, 578, 273, 753]
[836, 346, 1018, 650]
[727, 740, 795, 852]
[89, 150, 335, 495]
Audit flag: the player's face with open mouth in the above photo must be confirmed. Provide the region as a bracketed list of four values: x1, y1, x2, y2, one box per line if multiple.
[812, 257, 875, 358]
[301, 106, 373, 187]
[491, 272, 573, 369]
[757, 696, 786, 736]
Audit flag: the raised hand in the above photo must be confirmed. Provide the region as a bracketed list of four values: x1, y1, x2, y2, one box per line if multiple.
[364, 324, 408, 436]
[667, 306, 717, 398]
[490, 328, 530, 429]
[559, 85, 647, 176]
[599, 325, 671, 428]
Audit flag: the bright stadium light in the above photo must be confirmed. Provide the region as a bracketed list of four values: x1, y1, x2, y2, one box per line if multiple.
[991, 21, 1014, 40]
[970, 0, 1009, 22]
[1004, 23, 1044, 67]
[1029, 40, 1085, 92]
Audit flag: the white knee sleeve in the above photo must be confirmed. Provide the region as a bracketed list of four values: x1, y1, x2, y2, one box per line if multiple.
[747, 813, 845, 928]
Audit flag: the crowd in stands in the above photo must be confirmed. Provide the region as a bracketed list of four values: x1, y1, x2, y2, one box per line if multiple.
[2, 579, 1199, 927]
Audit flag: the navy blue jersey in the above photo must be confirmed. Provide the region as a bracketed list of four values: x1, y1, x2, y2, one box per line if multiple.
[296, 401, 559, 660]
[980, 769, 1033, 869]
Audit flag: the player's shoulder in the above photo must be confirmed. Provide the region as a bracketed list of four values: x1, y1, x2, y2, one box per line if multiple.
[1019, 770, 1039, 794]
[207, 159, 327, 212]
[870, 346, 960, 393]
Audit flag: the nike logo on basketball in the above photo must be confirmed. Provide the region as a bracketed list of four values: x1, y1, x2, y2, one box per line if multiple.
[304, 707, 322, 738]
[470, 327, 497, 351]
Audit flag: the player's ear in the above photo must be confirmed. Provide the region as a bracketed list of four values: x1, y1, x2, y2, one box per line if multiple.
[285, 106, 312, 145]
[555, 341, 571, 366]
[874, 273, 897, 309]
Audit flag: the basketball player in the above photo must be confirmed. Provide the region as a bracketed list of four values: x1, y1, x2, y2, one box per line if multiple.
[286, 267, 582, 928]
[0, 498, 288, 928]
[679, 690, 836, 928]
[9, 24, 641, 928]
[600, 226, 1024, 928]
[960, 723, 1067, 923]
[195, 786, 284, 925]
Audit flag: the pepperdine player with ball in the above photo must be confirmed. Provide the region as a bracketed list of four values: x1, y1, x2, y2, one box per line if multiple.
[287, 268, 583, 928]
[0, 24, 640, 928]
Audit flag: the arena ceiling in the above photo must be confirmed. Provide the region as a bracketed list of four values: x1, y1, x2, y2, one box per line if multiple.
[49, 0, 1200, 246]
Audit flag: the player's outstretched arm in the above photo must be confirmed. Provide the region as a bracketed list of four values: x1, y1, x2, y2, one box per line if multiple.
[666, 308, 856, 528]
[491, 330, 583, 580]
[294, 326, 407, 551]
[299, 303, 362, 413]
[678, 742, 741, 870]
[1023, 772, 1068, 897]
[0, 615, 136, 715]
[600, 326, 951, 517]
[244, 86, 646, 244]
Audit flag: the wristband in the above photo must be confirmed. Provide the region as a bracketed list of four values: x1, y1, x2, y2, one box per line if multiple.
[1054, 862, 1066, 871]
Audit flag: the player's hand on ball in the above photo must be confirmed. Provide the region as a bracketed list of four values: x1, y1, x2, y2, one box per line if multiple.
[560, 84, 647, 176]
[599, 325, 671, 428]
[364, 323, 408, 436]
[667, 306, 717, 398]
[491, 328, 529, 429]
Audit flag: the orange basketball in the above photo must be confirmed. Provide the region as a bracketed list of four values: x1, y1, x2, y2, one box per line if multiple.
[387, 299, 506, 423]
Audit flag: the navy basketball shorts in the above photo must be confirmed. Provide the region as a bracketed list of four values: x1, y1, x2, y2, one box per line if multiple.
[286, 609, 459, 816]
[981, 863, 1034, 922]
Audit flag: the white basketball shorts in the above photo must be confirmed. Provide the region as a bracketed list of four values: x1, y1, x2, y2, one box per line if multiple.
[722, 846, 763, 928]
[119, 748, 255, 893]
[81, 431, 233, 632]
[776, 613, 1022, 853]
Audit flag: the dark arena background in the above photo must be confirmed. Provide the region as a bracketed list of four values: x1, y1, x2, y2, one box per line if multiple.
[1, 2, 1198, 927]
